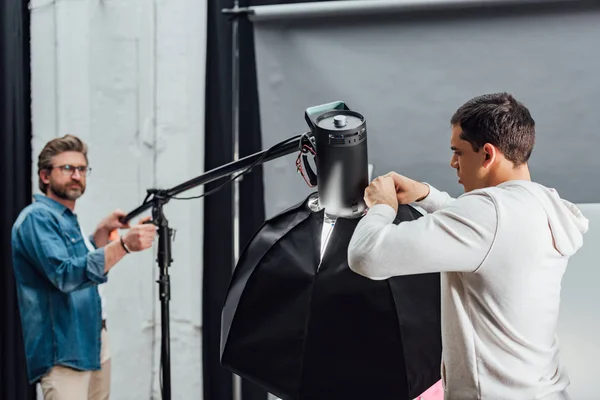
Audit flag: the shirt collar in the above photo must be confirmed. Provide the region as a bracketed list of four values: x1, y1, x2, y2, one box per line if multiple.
[33, 193, 74, 216]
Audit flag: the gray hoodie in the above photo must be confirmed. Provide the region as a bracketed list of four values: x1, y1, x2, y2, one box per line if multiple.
[348, 180, 589, 400]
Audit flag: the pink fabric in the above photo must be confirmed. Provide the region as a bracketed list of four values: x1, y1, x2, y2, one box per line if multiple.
[415, 380, 444, 400]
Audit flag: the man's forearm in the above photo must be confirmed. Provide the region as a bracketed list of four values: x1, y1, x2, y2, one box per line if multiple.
[93, 227, 110, 248]
[415, 183, 455, 213]
[348, 191, 497, 278]
[104, 240, 128, 274]
[415, 182, 430, 202]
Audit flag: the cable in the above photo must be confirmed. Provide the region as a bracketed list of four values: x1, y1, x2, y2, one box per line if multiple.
[295, 132, 317, 187]
[136, 134, 305, 398]
[171, 134, 305, 201]
[296, 145, 317, 187]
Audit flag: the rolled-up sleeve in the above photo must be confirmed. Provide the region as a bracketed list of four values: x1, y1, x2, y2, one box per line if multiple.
[16, 211, 107, 293]
[88, 235, 98, 249]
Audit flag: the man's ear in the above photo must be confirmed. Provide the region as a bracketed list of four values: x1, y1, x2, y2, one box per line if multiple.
[482, 143, 496, 168]
[40, 169, 51, 185]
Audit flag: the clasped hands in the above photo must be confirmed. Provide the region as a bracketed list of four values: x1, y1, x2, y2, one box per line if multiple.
[364, 172, 430, 213]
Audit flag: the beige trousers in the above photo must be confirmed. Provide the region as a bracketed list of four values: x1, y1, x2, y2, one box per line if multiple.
[40, 328, 111, 400]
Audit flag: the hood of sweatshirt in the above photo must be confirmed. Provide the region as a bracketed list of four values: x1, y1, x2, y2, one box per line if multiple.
[498, 180, 589, 257]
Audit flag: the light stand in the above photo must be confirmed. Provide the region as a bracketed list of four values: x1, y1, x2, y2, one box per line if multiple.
[121, 134, 306, 400]
[150, 191, 173, 400]
[228, 3, 243, 397]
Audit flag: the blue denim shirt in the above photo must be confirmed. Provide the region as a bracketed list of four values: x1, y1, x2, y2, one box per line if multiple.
[11, 194, 107, 383]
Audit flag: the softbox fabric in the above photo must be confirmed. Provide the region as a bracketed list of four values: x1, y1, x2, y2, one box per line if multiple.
[221, 194, 442, 400]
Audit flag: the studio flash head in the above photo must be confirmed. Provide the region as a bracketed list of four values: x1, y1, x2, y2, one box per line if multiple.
[304, 101, 369, 218]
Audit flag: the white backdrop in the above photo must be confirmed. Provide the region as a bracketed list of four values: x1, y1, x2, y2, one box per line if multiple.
[29, 0, 207, 398]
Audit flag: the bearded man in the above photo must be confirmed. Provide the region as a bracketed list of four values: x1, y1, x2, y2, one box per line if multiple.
[11, 134, 157, 400]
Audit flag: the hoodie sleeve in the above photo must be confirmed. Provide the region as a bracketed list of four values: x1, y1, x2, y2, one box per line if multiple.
[414, 183, 456, 213]
[348, 190, 497, 279]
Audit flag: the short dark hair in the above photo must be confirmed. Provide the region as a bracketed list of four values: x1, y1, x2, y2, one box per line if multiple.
[450, 92, 535, 166]
[38, 134, 88, 193]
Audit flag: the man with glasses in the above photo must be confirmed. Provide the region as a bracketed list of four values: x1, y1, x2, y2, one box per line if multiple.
[11, 134, 157, 399]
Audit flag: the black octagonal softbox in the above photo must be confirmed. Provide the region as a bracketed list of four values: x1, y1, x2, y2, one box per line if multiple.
[221, 194, 442, 400]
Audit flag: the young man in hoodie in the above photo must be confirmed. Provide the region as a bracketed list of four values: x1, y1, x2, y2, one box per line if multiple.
[347, 92, 589, 400]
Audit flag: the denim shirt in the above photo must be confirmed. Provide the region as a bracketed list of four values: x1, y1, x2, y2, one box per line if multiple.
[11, 194, 107, 383]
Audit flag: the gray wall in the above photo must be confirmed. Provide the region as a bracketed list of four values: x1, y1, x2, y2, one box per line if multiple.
[251, 2, 600, 216]
[250, 1, 600, 398]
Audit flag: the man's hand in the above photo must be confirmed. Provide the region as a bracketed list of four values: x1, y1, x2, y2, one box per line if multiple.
[364, 176, 399, 213]
[98, 209, 130, 232]
[122, 217, 157, 252]
[383, 172, 430, 204]
[94, 209, 131, 247]
[103, 216, 157, 274]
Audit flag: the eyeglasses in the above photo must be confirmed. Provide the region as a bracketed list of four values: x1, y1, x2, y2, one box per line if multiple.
[50, 165, 92, 177]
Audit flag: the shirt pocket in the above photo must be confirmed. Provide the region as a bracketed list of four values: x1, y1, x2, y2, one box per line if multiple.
[62, 228, 86, 257]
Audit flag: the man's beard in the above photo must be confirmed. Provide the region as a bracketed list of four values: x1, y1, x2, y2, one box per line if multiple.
[50, 180, 85, 201]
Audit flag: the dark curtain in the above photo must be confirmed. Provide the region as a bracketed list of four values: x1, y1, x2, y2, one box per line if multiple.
[203, 0, 235, 399]
[203, 0, 270, 396]
[203, 1, 338, 399]
[0, 0, 35, 399]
